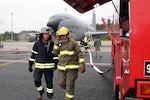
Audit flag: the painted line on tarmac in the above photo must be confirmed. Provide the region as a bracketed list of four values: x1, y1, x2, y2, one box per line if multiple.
[0, 53, 30, 56]
[86, 62, 111, 66]
[0, 58, 28, 67]
[0, 59, 27, 62]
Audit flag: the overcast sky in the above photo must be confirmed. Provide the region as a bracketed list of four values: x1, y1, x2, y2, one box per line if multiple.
[0, 0, 114, 33]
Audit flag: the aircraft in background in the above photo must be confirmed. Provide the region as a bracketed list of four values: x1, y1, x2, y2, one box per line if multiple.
[26, 11, 107, 42]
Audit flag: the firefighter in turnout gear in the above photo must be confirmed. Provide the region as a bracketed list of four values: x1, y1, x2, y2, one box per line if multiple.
[28, 27, 58, 100]
[53, 27, 85, 100]
[83, 34, 90, 55]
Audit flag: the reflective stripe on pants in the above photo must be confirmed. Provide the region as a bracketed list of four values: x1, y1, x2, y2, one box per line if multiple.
[34, 68, 54, 98]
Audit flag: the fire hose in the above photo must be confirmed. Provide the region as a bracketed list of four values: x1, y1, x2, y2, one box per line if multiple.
[87, 49, 113, 74]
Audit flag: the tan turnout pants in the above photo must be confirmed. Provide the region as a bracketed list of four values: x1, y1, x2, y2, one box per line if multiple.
[58, 69, 78, 100]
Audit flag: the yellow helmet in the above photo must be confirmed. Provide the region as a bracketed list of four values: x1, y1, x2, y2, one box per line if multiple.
[57, 27, 69, 36]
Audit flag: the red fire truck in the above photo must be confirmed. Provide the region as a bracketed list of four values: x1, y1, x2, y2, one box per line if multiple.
[64, 0, 150, 100]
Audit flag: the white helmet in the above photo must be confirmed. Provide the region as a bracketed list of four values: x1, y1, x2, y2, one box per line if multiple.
[40, 27, 50, 33]
[39, 27, 52, 40]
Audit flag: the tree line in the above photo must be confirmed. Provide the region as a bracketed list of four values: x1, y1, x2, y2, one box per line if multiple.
[0, 23, 111, 41]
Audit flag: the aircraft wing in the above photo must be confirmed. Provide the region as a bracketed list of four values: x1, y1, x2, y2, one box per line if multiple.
[85, 31, 108, 36]
[64, 0, 111, 13]
[85, 31, 108, 40]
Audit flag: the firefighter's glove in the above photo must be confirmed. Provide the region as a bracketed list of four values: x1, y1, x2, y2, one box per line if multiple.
[53, 63, 57, 70]
[28, 61, 34, 72]
[53, 59, 58, 70]
[78, 66, 86, 73]
[28, 66, 33, 72]
[54, 59, 59, 64]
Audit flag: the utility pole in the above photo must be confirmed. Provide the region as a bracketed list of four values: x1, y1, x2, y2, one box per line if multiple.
[11, 12, 13, 41]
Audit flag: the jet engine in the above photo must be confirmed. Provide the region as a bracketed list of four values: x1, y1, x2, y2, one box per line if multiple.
[25, 33, 39, 42]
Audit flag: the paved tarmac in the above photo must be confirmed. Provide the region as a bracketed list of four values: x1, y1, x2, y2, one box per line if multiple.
[0, 41, 114, 100]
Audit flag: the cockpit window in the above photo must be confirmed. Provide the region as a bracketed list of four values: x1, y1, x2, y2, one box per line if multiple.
[50, 16, 70, 20]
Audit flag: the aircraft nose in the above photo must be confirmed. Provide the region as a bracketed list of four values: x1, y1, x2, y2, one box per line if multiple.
[47, 18, 62, 32]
